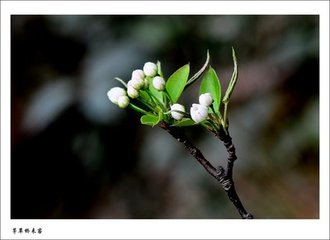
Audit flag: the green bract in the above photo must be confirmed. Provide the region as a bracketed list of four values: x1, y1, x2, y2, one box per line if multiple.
[223, 47, 238, 104]
[108, 48, 239, 132]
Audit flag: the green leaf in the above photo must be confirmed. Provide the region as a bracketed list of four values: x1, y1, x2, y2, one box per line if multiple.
[166, 64, 190, 103]
[140, 114, 160, 127]
[172, 118, 197, 127]
[222, 47, 238, 104]
[199, 66, 221, 113]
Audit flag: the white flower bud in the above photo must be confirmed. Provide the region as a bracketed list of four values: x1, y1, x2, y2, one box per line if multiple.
[128, 77, 144, 90]
[170, 104, 185, 120]
[117, 96, 130, 108]
[132, 69, 145, 80]
[190, 103, 209, 123]
[143, 62, 158, 77]
[107, 87, 126, 105]
[199, 93, 213, 107]
[127, 86, 139, 99]
[152, 76, 165, 91]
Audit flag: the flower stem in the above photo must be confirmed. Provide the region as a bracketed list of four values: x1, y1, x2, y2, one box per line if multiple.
[128, 103, 149, 115]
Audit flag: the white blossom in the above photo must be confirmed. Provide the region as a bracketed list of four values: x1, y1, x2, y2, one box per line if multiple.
[170, 104, 185, 120]
[199, 93, 213, 107]
[117, 96, 130, 108]
[107, 87, 126, 105]
[131, 69, 145, 80]
[143, 62, 158, 77]
[128, 77, 144, 90]
[127, 86, 139, 99]
[190, 103, 208, 123]
[152, 76, 165, 91]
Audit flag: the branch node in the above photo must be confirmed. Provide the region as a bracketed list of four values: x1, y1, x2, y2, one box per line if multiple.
[216, 166, 225, 176]
[191, 148, 197, 157]
[221, 179, 232, 191]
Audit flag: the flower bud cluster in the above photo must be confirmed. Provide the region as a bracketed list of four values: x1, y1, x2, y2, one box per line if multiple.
[168, 93, 214, 123]
[190, 93, 213, 123]
[108, 61, 166, 108]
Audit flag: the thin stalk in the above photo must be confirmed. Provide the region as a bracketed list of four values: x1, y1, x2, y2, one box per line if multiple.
[128, 103, 149, 115]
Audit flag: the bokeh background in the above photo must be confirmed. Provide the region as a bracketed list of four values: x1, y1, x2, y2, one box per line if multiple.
[11, 15, 319, 219]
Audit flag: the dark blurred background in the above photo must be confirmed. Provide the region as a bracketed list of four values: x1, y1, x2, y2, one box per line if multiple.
[11, 15, 319, 219]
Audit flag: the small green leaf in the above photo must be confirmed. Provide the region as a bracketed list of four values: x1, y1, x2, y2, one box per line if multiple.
[166, 64, 190, 103]
[172, 118, 197, 127]
[199, 67, 221, 113]
[140, 114, 160, 127]
[222, 47, 238, 104]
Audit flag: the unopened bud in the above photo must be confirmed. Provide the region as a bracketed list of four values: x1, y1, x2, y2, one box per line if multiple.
[143, 62, 158, 77]
[153, 76, 165, 91]
[127, 86, 139, 99]
[170, 104, 185, 120]
[117, 96, 130, 108]
[199, 93, 213, 107]
[128, 77, 144, 90]
[132, 69, 145, 80]
[107, 87, 126, 105]
[190, 103, 208, 123]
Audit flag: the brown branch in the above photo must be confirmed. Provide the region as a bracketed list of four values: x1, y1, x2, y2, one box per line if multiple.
[213, 129, 253, 219]
[159, 121, 253, 219]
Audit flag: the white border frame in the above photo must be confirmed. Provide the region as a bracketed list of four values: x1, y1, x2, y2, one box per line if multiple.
[1, 1, 329, 239]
